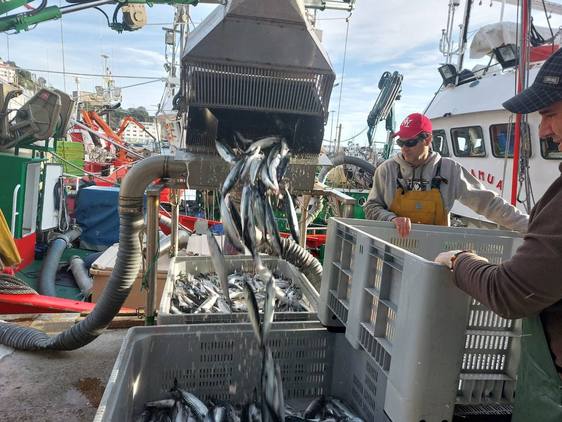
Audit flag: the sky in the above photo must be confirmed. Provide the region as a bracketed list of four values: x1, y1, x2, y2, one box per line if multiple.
[1, 0, 561, 147]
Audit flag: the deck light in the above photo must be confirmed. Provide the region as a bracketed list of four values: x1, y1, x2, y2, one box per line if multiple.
[438, 64, 458, 86]
[494, 44, 518, 69]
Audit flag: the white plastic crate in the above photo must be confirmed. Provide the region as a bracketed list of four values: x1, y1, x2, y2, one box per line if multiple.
[158, 255, 319, 325]
[94, 323, 391, 422]
[318, 218, 523, 419]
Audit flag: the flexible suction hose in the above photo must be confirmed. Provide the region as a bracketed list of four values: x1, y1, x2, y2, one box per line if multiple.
[260, 237, 323, 290]
[0, 155, 190, 351]
[38, 228, 82, 297]
[68, 256, 93, 297]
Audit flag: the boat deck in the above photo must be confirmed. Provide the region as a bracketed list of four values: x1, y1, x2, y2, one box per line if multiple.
[15, 248, 96, 300]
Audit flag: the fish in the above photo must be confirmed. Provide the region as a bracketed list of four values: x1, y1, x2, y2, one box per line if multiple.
[260, 160, 278, 194]
[266, 144, 282, 188]
[245, 136, 280, 154]
[262, 276, 275, 345]
[176, 388, 209, 419]
[146, 399, 176, 408]
[220, 195, 245, 253]
[283, 187, 300, 245]
[252, 184, 267, 242]
[194, 293, 219, 313]
[261, 348, 285, 422]
[264, 196, 283, 257]
[216, 140, 238, 165]
[206, 230, 231, 303]
[222, 159, 244, 197]
[234, 131, 253, 149]
[243, 279, 263, 347]
[240, 148, 262, 184]
[173, 400, 188, 422]
[303, 396, 325, 419]
[276, 154, 290, 183]
[213, 406, 227, 422]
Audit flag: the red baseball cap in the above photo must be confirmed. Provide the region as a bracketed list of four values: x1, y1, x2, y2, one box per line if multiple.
[392, 113, 432, 139]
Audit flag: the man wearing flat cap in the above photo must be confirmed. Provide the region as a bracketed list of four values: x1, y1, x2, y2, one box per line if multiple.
[436, 47, 562, 421]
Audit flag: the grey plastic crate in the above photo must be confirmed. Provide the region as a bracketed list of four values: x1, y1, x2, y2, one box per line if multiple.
[158, 256, 319, 325]
[318, 218, 523, 418]
[94, 323, 391, 422]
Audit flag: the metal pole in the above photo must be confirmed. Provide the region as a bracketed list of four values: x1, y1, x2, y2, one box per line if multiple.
[456, 0, 472, 73]
[145, 188, 160, 326]
[170, 188, 179, 257]
[511, 0, 531, 205]
[299, 195, 311, 248]
[336, 124, 342, 153]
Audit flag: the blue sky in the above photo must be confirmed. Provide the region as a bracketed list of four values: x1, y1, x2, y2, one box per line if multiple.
[0, 0, 561, 147]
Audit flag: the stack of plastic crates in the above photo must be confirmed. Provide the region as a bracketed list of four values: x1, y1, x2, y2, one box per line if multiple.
[318, 218, 523, 421]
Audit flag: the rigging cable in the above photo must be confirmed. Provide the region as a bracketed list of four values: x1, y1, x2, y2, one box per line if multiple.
[59, 0, 67, 92]
[334, 13, 352, 152]
[541, 0, 555, 53]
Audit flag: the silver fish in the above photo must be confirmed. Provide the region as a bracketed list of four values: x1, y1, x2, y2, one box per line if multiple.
[260, 160, 278, 194]
[221, 195, 245, 253]
[303, 396, 325, 419]
[173, 401, 188, 422]
[262, 276, 275, 345]
[252, 185, 267, 241]
[276, 154, 290, 183]
[213, 406, 227, 422]
[243, 279, 263, 346]
[177, 388, 209, 419]
[234, 131, 252, 148]
[264, 197, 283, 257]
[146, 399, 176, 408]
[245, 136, 280, 154]
[215, 140, 238, 164]
[283, 187, 300, 245]
[206, 230, 231, 303]
[195, 293, 219, 313]
[240, 148, 262, 183]
[222, 159, 244, 197]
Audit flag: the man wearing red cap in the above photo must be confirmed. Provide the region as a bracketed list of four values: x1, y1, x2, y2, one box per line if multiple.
[363, 112, 528, 237]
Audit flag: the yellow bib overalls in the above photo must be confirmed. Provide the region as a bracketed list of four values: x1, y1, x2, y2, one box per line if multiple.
[389, 160, 448, 226]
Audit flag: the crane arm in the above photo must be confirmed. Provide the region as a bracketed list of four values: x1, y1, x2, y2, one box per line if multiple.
[0, 0, 199, 33]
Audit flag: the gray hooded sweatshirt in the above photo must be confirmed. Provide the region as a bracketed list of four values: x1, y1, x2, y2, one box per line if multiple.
[363, 152, 529, 232]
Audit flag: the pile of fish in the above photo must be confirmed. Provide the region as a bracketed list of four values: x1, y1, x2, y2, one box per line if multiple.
[169, 270, 311, 314]
[214, 134, 300, 270]
[137, 385, 363, 422]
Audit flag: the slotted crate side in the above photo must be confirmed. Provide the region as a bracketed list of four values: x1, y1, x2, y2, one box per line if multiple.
[382, 256, 471, 422]
[158, 256, 319, 325]
[318, 220, 354, 327]
[95, 324, 390, 422]
[320, 218, 523, 409]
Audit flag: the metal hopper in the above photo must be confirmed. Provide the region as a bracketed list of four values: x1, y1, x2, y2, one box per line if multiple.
[180, 0, 335, 191]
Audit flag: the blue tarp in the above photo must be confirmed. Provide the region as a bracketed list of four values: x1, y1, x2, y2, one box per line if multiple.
[75, 186, 120, 251]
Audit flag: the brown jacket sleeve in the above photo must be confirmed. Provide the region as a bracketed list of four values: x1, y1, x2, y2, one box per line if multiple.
[452, 176, 562, 319]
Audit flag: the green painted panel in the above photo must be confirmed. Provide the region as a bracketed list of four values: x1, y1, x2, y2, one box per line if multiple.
[0, 153, 40, 238]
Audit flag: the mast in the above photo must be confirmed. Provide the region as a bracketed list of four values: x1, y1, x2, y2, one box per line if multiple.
[511, 0, 531, 205]
[456, 0, 473, 73]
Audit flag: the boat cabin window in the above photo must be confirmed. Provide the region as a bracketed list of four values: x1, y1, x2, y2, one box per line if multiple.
[490, 123, 531, 158]
[451, 126, 485, 157]
[431, 130, 449, 156]
[540, 137, 562, 159]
